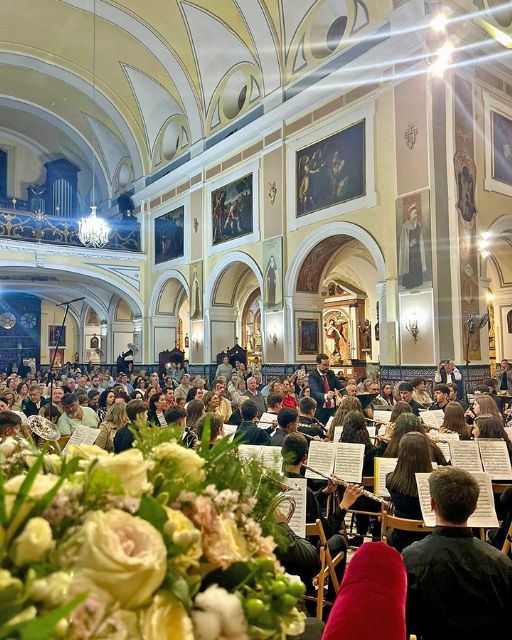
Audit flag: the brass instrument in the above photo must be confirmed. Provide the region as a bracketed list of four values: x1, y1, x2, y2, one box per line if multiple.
[302, 464, 387, 504]
[27, 414, 60, 442]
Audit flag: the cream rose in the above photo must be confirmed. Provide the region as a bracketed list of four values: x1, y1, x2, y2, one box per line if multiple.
[11, 517, 54, 566]
[4, 474, 59, 537]
[0, 436, 18, 458]
[66, 443, 109, 460]
[140, 593, 194, 640]
[74, 509, 167, 608]
[204, 517, 249, 568]
[94, 449, 152, 496]
[151, 442, 205, 481]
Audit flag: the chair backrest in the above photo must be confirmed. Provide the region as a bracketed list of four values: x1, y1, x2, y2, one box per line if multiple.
[362, 476, 375, 490]
[493, 483, 512, 496]
[381, 507, 433, 543]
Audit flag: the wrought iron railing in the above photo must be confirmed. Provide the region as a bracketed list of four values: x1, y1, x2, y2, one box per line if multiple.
[0, 208, 141, 252]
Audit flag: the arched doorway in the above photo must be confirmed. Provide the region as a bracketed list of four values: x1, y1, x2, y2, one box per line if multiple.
[83, 305, 101, 364]
[149, 273, 190, 363]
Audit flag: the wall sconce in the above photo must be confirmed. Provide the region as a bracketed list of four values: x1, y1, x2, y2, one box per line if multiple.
[192, 335, 200, 351]
[405, 312, 419, 344]
[478, 231, 492, 259]
[269, 326, 278, 347]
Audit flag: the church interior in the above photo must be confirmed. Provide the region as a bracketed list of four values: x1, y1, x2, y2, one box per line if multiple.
[0, 1, 512, 639]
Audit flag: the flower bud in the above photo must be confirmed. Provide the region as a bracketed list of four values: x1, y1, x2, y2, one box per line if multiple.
[11, 518, 54, 566]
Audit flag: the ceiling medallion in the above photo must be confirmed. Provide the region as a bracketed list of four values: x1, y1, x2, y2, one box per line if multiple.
[404, 122, 418, 150]
[78, 206, 110, 248]
[267, 181, 277, 205]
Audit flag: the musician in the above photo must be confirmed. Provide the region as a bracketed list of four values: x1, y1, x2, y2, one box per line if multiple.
[398, 382, 422, 417]
[270, 408, 298, 447]
[298, 397, 326, 439]
[309, 353, 344, 424]
[428, 384, 450, 412]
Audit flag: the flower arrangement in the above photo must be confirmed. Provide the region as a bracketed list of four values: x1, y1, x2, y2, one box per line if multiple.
[0, 423, 306, 639]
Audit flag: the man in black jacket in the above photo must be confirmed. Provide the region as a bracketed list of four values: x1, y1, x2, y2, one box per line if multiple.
[403, 467, 512, 640]
[398, 382, 422, 416]
[297, 397, 326, 439]
[22, 384, 49, 417]
[308, 353, 343, 424]
[234, 400, 270, 445]
[270, 407, 298, 447]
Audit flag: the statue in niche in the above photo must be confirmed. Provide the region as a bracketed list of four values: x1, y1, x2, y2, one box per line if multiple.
[90, 335, 99, 349]
[359, 319, 372, 354]
[254, 330, 262, 352]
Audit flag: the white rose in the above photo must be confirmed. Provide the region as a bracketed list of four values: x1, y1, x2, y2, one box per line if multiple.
[140, 592, 194, 640]
[11, 517, 54, 566]
[94, 449, 152, 496]
[74, 510, 167, 608]
[0, 436, 18, 458]
[4, 474, 59, 535]
[66, 443, 108, 460]
[151, 442, 205, 481]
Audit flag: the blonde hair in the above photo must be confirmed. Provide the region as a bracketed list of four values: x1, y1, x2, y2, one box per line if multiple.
[104, 403, 128, 427]
[328, 395, 363, 440]
[475, 394, 502, 423]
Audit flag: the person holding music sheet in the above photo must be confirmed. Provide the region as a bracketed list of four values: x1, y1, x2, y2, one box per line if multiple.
[440, 402, 472, 440]
[428, 384, 450, 412]
[281, 432, 363, 581]
[386, 432, 434, 551]
[309, 353, 344, 424]
[298, 396, 326, 439]
[384, 414, 447, 465]
[403, 467, 512, 640]
[472, 415, 512, 463]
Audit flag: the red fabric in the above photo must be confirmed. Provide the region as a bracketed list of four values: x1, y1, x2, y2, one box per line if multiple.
[322, 375, 332, 408]
[282, 394, 298, 410]
[322, 542, 407, 640]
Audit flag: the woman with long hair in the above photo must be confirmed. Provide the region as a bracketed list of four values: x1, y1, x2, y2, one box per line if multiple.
[384, 413, 446, 464]
[97, 389, 116, 421]
[474, 394, 503, 422]
[148, 392, 167, 427]
[376, 383, 396, 406]
[96, 403, 129, 452]
[386, 432, 433, 551]
[389, 402, 412, 423]
[134, 376, 147, 391]
[186, 386, 205, 403]
[184, 400, 205, 448]
[145, 386, 158, 404]
[328, 395, 364, 440]
[441, 401, 472, 440]
[473, 415, 512, 461]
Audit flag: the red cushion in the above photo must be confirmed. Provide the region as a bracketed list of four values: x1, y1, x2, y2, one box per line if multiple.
[322, 542, 407, 640]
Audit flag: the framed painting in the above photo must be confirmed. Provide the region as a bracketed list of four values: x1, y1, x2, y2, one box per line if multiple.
[491, 110, 512, 187]
[262, 236, 283, 312]
[211, 173, 253, 246]
[48, 325, 66, 347]
[296, 119, 366, 217]
[154, 205, 185, 264]
[297, 318, 320, 355]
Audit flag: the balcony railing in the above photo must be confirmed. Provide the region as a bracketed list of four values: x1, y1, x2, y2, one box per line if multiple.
[0, 208, 141, 252]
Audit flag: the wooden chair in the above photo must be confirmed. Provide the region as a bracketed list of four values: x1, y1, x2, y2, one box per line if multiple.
[304, 519, 345, 619]
[502, 520, 512, 556]
[381, 506, 433, 544]
[492, 483, 512, 497]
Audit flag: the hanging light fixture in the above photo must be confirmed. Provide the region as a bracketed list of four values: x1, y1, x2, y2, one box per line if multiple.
[78, 0, 109, 248]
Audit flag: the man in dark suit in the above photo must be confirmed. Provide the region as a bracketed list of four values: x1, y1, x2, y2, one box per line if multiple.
[22, 384, 49, 418]
[308, 353, 344, 424]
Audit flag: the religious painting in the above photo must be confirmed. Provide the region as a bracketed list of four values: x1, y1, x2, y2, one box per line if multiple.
[211, 173, 253, 246]
[154, 205, 184, 264]
[296, 119, 365, 217]
[190, 261, 203, 320]
[323, 310, 349, 365]
[492, 110, 512, 187]
[455, 152, 476, 224]
[297, 318, 320, 355]
[262, 236, 283, 312]
[396, 189, 432, 291]
[48, 325, 66, 347]
[49, 349, 64, 369]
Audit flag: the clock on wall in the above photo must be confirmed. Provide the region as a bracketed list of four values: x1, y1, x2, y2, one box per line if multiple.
[21, 312, 37, 329]
[0, 312, 16, 330]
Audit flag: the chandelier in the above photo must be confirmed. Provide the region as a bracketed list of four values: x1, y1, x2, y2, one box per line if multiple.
[78, 205, 109, 248]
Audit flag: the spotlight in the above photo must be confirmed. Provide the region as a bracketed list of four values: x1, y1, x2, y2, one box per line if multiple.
[431, 12, 448, 33]
[430, 57, 449, 78]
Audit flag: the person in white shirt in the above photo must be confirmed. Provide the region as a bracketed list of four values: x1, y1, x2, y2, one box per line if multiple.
[434, 360, 462, 384]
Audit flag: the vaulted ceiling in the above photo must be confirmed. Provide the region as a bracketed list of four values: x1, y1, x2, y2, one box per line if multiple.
[0, 0, 388, 196]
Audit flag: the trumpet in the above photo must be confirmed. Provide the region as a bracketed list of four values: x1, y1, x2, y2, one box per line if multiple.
[302, 464, 387, 504]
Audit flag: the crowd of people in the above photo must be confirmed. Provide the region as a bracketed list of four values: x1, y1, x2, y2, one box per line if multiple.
[0, 354, 511, 639]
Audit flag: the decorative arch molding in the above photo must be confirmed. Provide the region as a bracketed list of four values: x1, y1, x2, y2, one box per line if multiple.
[0, 51, 144, 178]
[204, 251, 263, 310]
[0, 95, 110, 199]
[486, 214, 512, 237]
[285, 221, 386, 298]
[149, 270, 191, 317]
[483, 214, 512, 287]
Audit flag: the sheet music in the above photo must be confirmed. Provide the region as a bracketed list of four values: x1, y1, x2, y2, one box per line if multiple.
[223, 424, 237, 442]
[260, 446, 283, 473]
[374, 457, 397, 497]
[373, 410, 393, 424]
[505, 426, 512, 440]
[333, 425, 343, 442]
[428, 431, 460, 442]
[477, 439, 512, 480]
[449, 441, 483, 472]
[305, 441, 336, 479]
[62, 426, 100, 454]
[367, 426, 376, 438]
[334, 442, 364, 483]
[259, 412, 277, 424]
[415, 473, 435, 527]
[325, 416, 334, 432]
[284, 478, 307, 538]
[435, 441, 451, 462]
[420, 410, 445, 430]
[238, 444, 263, 462]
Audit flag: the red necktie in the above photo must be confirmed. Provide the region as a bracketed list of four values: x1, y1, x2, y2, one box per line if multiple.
[322, 374, 331, 408]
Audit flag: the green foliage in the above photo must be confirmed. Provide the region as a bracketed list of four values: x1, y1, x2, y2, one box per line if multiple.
[133, 423, 185, 455]
[137, 494, 167, 532]
[163, 567, 192, 613]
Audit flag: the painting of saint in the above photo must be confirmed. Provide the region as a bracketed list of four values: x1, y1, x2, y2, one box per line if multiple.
[211, 174, 253, 246]
[190, 261, 203, 320]
[48, 325, 66, 347]
[323, 312, 349, 364]
[298, 319, 319, 355]
[262, 236, 283, 311]
[396, 190, 432, 291]
[296, 120, 366, 217]
[154, 206, 184, 264]
[456, 165, 476, 223]
[492, 110, 512, 187]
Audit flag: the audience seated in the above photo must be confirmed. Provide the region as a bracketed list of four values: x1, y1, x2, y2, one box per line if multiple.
[95, 403, 128, 452]
[403, 467, 512, 639]
[113, 399, 147, 453]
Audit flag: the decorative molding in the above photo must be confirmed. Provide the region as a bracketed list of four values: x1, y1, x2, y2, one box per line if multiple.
[92, 264, 141, 291]
[0, 237, 146, 262]
[403, 121, 417, 150]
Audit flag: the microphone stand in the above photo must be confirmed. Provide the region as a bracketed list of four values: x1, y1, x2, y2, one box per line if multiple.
[48, 298, 85, 422]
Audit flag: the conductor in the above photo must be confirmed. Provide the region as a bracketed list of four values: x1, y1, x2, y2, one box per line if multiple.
[308, 353, 344, 424]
